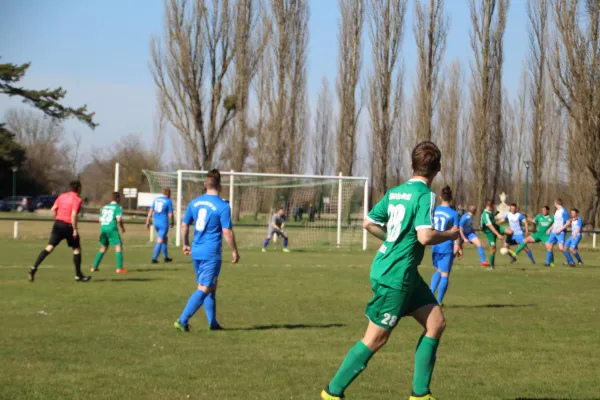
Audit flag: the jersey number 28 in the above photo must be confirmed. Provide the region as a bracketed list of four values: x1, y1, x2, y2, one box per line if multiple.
[386, 204, 406, 242]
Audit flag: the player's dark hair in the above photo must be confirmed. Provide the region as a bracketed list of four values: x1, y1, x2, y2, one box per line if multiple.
[205, 169, 221, 189]
[411, 141, 441, 177]
[69, 180, 82, 192]
[440, 185, 452, 202]
[511, 203, 517, 208]
[486, 199, 494, 207]
[555, 198, 563, 206]
[572, 208, 579, 214]
[162, 187, 171, 196]
[542, 205, 550, 211]
[277, 206, 284, 212]
[112, 192, 120, 202]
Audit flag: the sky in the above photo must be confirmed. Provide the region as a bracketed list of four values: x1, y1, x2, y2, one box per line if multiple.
[0, 0, 529, 168]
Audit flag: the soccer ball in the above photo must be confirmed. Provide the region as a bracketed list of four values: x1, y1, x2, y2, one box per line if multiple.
[500, 247, 509, 256]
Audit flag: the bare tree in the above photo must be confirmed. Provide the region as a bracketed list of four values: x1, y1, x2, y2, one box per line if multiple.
[413, 0, 449, 142]
[512, 67, 530, 208]
[549, 0, 600, 225]
[150, 0, 236, 170]
[469, 0, 509, 207]
[336, 0, 365, 176]
[527, 0, 549, 212]
[313, 76, 335, 175]
[367, 0, 407, 198]
[437, 60, 462, 190]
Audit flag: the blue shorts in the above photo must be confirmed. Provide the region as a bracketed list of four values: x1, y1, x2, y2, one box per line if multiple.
[432, 252, 454, 273]
[547, 231, 566, 245]
[566, 235, 582, 249]
[509, 234, 525, 245]
[193, 259, 222, 287]
[154, 225, 169, 240]
[465, 232, 478, 243]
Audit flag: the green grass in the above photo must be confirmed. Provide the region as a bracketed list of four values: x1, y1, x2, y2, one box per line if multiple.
[0, 220, 599, 400]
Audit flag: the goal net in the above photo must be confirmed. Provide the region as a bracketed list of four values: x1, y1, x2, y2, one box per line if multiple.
[142, 170, 369, 251]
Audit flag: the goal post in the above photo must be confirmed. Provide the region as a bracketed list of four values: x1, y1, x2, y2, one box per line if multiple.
[142, 169, 370, 251]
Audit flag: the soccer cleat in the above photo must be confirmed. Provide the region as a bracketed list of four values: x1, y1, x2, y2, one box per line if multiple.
[174, 320, 190, 333]
[320, 389, 344, 399]
[90, 268, 99, 272]
[28, 267, 36, 283]
[544, 264, 551, 267]
[164, 258, 173, 263]
[116, 269, 128, 274]
[151, 259, 159, 264]
[409, 394, 437, 400]
[261, 248, 267, 253]
[283, 248, 291, 253]
[508, 250, 517, 258]
[209, 324, 224, 331]
[75, 275, 91, 282]
[578, 261, 584, 266]
[481, 261, 490, 267]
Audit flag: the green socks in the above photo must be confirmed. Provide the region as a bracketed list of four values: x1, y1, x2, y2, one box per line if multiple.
[93, 251, 104, 270]
[515, 242, 527, 255]
[489, 253, 495, 267]
[328, 340, 374, 396]
[413, 335, 439, 396]
[116, 251, 123, 270]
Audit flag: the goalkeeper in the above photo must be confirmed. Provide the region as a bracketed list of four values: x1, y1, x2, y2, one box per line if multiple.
[262, 207, 290, 253]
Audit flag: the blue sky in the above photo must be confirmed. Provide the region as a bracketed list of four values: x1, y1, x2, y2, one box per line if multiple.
[0, 0, 529, 165]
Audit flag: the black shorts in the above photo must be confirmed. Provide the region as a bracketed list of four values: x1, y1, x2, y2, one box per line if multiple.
[48, 221, 80, 249]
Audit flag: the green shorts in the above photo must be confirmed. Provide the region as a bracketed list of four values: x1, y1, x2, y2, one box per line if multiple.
[531, 232, 548, 243]
[365, 271, 437, 330]
[484, 225, 507, 248]
[99, 229, 122, 247]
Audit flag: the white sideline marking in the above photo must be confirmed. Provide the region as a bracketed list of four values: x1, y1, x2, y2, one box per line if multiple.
[0, 265, 55, 269]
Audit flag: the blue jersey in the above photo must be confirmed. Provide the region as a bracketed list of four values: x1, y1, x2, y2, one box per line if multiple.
[571, 216, 583, 237]
[182, 194, 232, 260]
[152, 196, 173, 227]
[459, 213, 474, 234]
[505, 212, 525, 236]
[432, 205, 459, 254]
[552, 207, 569, 233]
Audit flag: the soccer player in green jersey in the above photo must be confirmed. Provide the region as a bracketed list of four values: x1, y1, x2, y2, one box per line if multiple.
[320, 141, 460, 400]
[511, 206, 554, 263]
[91, 192, 127, 274]
[480, 200, 514, 268]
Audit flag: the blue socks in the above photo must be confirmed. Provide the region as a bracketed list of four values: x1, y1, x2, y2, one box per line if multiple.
[204, 291, 218, 327]
[283, 237, 289, 248]
[430, 271, 441, 293]
[573, 252, 582, 263]
[179, 290, 208, 326]
[262, 238, 270, 249]
[437, 277, 449, 304]
[152, 242, 162, 261]
[162, 242, 169, 259]
[526, 249, 535, 264]
[477, 247, 486, 263]
[563, 251, 574, 265]
[545, 250, 553, 265]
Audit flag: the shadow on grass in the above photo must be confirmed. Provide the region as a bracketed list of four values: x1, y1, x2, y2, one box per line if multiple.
[96, 278, 160, 282]
[226, 323, 345, 331]
[449, 304, 536, 309]
[134, 268, 185, 272]
[513, 398, 600, 400]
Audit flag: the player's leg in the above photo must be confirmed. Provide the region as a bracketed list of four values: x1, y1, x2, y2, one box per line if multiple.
[161, 233, 172, 262]
[323, 283, 405, 398]
[408, 278, 445, 398]
[515, 235, 535, 255]
[152, 226, 164, 263]
[29, 223, 61, 281]
[68, 232, 89, 281]
[175, 260, 220, 331]
[570, 237, 583, 264]
[114, 239, 126, 274]
[282, 231, 290, 252]
[500, 226, 517, 263]
[545, 234, 557, 266]
[558, 234, 574, 265]
[92, 232, 109, 272]
[203, 282, 222, 330]
[262, 229, 273, 251]
[434, 254, 453, 305]
[485, 232, 497, 268]
[430, 253, 442, 295]
[469, 234, 488, 265]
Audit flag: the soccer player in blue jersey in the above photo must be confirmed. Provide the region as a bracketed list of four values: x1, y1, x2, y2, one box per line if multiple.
[145, 188, 174, 264]
[458, 205, 490, 267]
[430, 186, 460, 305]
[174, 169, 240, 332]
[504, 204, 534, 264]
[566, 208, 584, 266]
[545, 199, 573, 267]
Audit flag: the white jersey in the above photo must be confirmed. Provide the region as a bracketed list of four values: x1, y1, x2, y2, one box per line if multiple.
[553, 207, 569, 233]
[505, 212, 525, 236]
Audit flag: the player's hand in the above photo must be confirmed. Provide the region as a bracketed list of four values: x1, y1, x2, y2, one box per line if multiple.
[121, 227, 126, 234]
[449, 226, 460, 240]
[231, 250, 240, 264]
[496, 233, 503, 239]
[183, 245, 191, 255]
[72, 229, 78, 238]
[145, 222, 151, 230]
[170, 221, 175, 228]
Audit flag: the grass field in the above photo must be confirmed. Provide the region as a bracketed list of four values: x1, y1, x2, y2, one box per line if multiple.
[1, 219, 599, 400]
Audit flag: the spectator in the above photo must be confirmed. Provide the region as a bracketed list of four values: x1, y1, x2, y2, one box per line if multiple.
[308, 203, 315, 222]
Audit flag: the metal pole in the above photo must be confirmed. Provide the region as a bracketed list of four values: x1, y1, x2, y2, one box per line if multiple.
[114, 162, 120, 192]
[337, 172, 343, 249]
[524, 166, 530, 214]
[362, 179, 369, 251]
[175, 170, 183, 247]
[593, 232, 597, 249]
[13, 221, 19, 239]
[229, 170, 234, 216]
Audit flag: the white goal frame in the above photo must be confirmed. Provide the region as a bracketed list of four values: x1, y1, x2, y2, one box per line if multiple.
[174, 170, 370, 251]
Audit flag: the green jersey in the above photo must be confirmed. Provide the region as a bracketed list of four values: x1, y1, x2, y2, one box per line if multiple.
[480, 209, 497, 233]
[367, 179, 436, 289]
[534, 214, 554, 233]
[99, 202, 123, 232]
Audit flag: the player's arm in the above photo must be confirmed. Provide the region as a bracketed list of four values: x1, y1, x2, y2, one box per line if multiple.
[51, 202, 58, 217]
[145, 204, 154, 230]
[521, 214, 529, 236]
[71, 210, 79, 238]
[362, 218, 387, 241]
[117, 216, 125, 233]
[364, 192, 389, 241]
[181, 204, 194, 255]
[484, 212, 503, 238]
[557, 219, 571, 234]
[458, 216, 468, 241]
[221, 205, 239, 263]
[168, 199, 174, 228]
